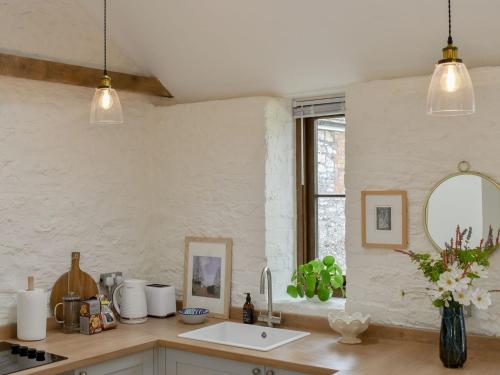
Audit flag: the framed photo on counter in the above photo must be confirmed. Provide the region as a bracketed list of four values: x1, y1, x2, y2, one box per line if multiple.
[184, 236, 232, 319]
[361, 190, 408, 249]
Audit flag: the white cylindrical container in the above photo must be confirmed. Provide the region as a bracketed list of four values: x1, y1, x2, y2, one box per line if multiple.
[17, 288, 47, 341]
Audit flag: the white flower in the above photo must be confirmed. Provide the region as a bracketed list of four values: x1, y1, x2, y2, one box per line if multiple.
[469, 263, 488, 279]
[447, 262, 462, 277]
[471, 288, 492, 310]
[429, 286, 445, 300]
[455, 276, 471, 292]
[452, 288, 472, 306]
[437, 272, 457, 292]
[440, 262, 470, 292]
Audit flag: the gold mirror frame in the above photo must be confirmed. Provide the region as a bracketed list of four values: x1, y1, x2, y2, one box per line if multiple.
[423, 162, 500, 251]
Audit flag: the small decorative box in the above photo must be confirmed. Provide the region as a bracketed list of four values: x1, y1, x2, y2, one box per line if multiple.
[80, 314, 102, 335]
[80, 298, 101, 317]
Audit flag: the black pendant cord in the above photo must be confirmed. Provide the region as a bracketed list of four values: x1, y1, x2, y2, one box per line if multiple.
[103, 0, 108, 76]
[448, 0, 453, 45]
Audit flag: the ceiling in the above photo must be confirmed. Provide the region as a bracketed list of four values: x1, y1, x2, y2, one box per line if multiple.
[0, 0, 145, 76]
[6, 1, 500, 103]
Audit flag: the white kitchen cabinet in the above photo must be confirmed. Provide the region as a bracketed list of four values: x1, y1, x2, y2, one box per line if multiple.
[165, 348, 264, 375]
[71, 347, 306, 375]
[74, 349, 155, 375]
[164, 349, 307, 375]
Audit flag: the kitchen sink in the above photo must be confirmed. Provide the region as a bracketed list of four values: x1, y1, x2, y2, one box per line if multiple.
[178, 321, 310, 351]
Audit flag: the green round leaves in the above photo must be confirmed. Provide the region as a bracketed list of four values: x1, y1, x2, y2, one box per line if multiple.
[286, 256, 344, 301]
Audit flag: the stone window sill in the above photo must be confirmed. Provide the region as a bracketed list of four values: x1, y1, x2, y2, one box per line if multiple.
[271, 297, 346, 317]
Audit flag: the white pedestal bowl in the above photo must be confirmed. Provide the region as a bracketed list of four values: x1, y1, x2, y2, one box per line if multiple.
[328, 311, 371, 344]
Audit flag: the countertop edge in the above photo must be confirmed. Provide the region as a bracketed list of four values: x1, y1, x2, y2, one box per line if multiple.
[157, 339, 336, 375]
[6, 333, 336, 375]
[9, 341, 158, 375]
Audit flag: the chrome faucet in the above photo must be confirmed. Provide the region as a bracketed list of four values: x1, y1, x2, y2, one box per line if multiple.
[258, 266, 282, 327]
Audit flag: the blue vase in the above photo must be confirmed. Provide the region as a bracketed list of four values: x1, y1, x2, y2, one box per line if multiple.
[440, 305, 467, 368]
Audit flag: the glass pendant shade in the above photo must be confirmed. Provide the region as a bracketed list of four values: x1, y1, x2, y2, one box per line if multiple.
[91, 1, 124, 124]
[90, 86, 123, 124]
[427, 61, 475, 116]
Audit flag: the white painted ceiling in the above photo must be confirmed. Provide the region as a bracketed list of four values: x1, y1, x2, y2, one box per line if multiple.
[6, 0, 500, 103]
[0, 0, 144, 76]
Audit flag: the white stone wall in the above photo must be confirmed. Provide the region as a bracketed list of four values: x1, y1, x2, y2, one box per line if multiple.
[4, 64, 499, 336]
[150, 97, 267, 308]
[150, 97, 294, 309]
[264, 98, 295, 301]
[0, 78, 295, 324]
[0, 76, 156, 324]
[345, 67, 500, 336]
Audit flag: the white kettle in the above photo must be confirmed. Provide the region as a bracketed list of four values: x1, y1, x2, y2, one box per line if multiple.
[113, 279, 148, 324]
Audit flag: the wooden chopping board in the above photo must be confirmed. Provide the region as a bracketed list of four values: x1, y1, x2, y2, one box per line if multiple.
[50, 252, 99, 320]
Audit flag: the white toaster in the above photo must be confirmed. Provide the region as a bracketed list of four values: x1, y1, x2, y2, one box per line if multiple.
[145, 284, 176, 318]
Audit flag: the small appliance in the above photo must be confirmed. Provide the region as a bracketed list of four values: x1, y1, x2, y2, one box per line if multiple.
[145, 284, 176, 318]
[0, 342, 66, 375]
[112, 279, 148, 324]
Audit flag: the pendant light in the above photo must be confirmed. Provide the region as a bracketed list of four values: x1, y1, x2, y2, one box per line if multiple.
[426, 0, 475, 116]
[90, 0, 123, 124]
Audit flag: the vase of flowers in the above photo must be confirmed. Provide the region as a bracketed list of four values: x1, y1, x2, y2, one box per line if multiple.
[440, 304, 466, 368]
[396, 226, 499, 368]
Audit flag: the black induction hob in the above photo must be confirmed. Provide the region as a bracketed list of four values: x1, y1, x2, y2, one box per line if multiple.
[0, 342, 66, 375]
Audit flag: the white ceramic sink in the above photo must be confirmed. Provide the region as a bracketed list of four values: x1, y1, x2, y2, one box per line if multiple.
[178, 321, 310, 351]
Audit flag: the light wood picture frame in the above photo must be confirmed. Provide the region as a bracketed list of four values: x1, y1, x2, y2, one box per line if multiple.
[184, 237, 232, 319]
[361, 190, 408, 249]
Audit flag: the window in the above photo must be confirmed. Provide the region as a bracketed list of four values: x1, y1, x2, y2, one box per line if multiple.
[316, 118, 346, 270]
[296, 115, 346, 274]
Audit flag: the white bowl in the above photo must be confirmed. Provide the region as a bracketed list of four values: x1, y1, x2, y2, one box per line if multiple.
[178, 308, 209, 324]
[328, 311, 370, 344]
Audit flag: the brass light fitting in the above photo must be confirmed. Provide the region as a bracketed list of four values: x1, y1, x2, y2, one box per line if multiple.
[439, 43, 462, 64]
[98, 75, 112, 89]
[426, 0, 475, 116]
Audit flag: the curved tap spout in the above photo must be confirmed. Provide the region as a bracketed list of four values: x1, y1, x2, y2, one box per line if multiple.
[258, 266, 280, 327]
[260, 266, 271, 294]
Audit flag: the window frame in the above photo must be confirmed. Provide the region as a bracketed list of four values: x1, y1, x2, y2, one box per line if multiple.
[296, 114, 346, 267]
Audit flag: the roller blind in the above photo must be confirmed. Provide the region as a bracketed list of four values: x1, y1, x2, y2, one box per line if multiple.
[292, 95, 345, 118]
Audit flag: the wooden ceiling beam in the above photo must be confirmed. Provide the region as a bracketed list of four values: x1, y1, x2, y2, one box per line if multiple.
[0, 53, 173, 98]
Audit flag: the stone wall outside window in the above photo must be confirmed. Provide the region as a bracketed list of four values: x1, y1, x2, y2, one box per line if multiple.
[316, 120, 346, 272]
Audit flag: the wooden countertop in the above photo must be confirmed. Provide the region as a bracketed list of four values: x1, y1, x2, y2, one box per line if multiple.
[4, 317, 500, 375]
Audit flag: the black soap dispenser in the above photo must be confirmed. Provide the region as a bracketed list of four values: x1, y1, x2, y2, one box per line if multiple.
[242, 293, 254, 324]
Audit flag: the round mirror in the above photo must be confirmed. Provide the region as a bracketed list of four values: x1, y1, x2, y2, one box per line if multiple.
[425, 172, 500, 250]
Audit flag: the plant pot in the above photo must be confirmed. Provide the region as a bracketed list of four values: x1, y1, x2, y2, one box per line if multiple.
[440, 305, 467, 368]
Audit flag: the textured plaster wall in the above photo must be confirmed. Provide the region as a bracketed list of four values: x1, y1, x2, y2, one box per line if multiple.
[7, 63, 499, 336]
[345, 67, 500, 336]
[264, 98, 295, 301]
[0, 76, 156, 324]
[0, 76, 294, 325]
[150, 97, 295, 309]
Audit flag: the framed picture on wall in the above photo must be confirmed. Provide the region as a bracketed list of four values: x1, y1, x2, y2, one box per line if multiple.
[184, 236, 232, 319]
[361, 190, 408, 249]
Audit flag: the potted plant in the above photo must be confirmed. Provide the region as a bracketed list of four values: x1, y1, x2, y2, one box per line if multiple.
[286, 256, 344, 302]
[396, 226, 499, 368]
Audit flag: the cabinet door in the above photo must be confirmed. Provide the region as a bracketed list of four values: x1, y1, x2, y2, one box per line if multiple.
[165, 349, 264, 375]
[74, 349, 154, 375]
[264, 368, 308, 375]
